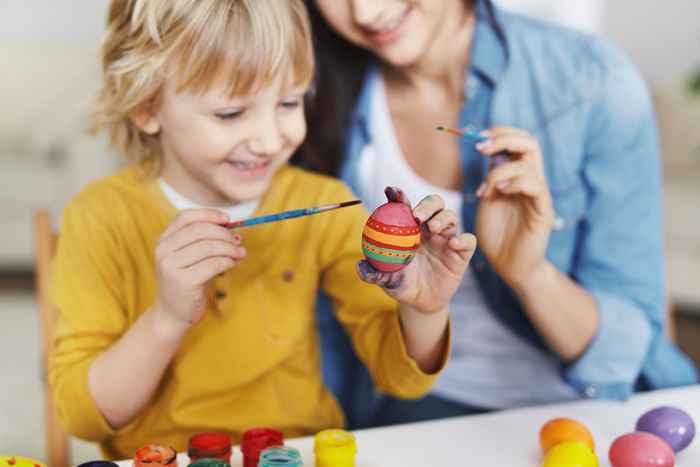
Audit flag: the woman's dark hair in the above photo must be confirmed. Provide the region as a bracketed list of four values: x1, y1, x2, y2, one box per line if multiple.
[296, 0, 503, 176]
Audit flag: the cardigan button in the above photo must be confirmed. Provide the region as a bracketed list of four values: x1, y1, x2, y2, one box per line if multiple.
[282, 270, 295, 282]
[215, 290, 227, 300]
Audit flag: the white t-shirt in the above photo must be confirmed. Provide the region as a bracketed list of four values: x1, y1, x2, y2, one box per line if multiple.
[356, 75, 578, 409]
[158, 178, 259, 220]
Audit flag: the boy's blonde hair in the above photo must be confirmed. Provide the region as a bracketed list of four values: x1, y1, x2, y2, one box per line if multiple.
[92, 0, 314, 164]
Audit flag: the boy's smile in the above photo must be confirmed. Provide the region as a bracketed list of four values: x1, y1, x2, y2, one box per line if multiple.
[133, 72, 308, 207]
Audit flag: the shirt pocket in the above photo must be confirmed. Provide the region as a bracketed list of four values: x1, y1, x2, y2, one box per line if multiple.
[255, 268, 317, 343]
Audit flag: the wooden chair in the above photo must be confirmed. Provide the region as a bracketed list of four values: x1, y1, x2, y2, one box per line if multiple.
[33, 210, 71, 467]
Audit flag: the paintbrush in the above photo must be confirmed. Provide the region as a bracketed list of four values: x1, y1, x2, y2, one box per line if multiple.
[435, 125, 489, 143]
[224, 200, 362, 229]
[436, 125, 510, 203]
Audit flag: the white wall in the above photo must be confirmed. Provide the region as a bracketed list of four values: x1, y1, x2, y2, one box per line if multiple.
[0, 1, 109, 45]
[495, 0, 700, 84]
[605, 0, 700, 84]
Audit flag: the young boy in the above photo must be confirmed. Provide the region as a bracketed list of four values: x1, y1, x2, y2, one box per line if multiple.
[49, 0, 476, 459]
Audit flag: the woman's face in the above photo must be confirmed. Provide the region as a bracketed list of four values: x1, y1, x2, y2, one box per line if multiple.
[314, 0, 466, 67]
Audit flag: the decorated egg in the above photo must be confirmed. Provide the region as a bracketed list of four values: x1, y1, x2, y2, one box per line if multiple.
[542, 441, 598, 467]
[363, 202, 421, 272]
[540, 418, 595, 455]
[636, 406, 695, 453]
[609, 432, 675, 467]
[0, 457, 46, 467]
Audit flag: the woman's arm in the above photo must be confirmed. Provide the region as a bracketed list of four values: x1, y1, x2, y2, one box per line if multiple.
[474, 127, 598, 361]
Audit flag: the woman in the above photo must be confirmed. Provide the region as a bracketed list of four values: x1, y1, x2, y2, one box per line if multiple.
[298, 0, 698, 427]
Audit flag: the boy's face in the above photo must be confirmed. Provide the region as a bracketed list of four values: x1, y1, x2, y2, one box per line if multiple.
[139, 73, 308, 206]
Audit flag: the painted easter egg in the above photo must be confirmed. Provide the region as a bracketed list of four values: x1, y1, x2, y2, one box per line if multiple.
[542, 441, 599, 467]
[0, 457, 46, 467]
[609, 432, 675, 467]
[636, 406, 695, 453]
[363, 202, 420, 273]
[540, 418, 596, 455]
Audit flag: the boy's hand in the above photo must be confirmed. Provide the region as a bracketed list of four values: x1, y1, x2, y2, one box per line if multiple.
[357, 188, 476, 314]
[153, 209, 246, 332]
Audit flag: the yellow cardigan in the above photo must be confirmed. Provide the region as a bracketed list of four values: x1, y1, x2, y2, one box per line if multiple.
[49, 164, 447, 459]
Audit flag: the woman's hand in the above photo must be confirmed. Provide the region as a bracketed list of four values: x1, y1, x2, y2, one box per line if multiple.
[153, 209, 246, 333]
[358, 187, 477, 314]
[474, 127, 555, 291]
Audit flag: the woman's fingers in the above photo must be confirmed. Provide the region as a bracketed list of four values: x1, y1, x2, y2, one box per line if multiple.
[495, 175, 554, 218]
[476, 133, 539, 158]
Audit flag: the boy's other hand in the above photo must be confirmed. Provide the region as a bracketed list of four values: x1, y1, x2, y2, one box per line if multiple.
[153, 208, 246, 331]
[357, 188, 476, 314]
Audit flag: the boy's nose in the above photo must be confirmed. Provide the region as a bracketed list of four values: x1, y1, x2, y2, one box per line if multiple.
[248, 125, 284, 157]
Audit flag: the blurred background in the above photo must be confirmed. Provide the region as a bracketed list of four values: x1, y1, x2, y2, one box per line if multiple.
[0, 0, 698, 463]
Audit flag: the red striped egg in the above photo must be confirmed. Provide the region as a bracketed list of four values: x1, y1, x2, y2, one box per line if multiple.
[363, 202, 421, 272]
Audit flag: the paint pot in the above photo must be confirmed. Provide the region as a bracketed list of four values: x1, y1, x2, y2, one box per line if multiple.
[133, 445, 178, 467]
[241, 428, 284, 467]
[77, 462, 119, 467]
[0, 457, 46, 467]
[187, 459, 230, 467]
[188, 432, 232, 463]
[362, 202, 420, 273]
[258, 447, 302, 467]
[314, 429, 356, 467]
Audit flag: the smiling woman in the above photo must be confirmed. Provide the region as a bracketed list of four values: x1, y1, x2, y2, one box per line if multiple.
[299, 0, 698, 429]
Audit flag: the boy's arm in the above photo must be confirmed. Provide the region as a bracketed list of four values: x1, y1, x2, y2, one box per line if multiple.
[50, 203, 241, 438]
[318, 186, 453, 398]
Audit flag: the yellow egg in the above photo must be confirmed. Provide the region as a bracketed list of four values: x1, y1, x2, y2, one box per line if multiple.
[542, 441, 598, 467]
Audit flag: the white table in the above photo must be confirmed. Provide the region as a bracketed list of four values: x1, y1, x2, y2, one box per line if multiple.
[117, 386, 700, 466]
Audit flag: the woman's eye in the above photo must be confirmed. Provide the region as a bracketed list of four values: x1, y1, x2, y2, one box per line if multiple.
[215, 109, 244, 120]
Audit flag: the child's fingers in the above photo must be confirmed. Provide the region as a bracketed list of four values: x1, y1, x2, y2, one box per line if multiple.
[161, 208, 230, 241]
[187, 256, 240, 286]
[413, 194, 445, 223]
[384, 186, 412, 208]
[170, 239, 246, 269]
[425, 209, 459, 236]
[447, 233, 477, 262]
[160, 222, 239, 256]
[356, 261, 404, 290]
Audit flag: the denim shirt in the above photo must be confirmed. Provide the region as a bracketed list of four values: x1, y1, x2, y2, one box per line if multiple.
[318, 0, 697, 415]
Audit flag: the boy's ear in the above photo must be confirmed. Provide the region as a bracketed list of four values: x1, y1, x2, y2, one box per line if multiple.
[130, 108, 161, 135]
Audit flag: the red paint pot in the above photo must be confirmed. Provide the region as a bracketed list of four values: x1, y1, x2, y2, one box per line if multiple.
[188, 432, 232, 464]
[133, 445, 178, 467]
[241, 428, 284, 467]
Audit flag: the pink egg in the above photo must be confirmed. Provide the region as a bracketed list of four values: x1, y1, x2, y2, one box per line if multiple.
[609, 432, 675, 467]
[363, 202, 421, 273]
